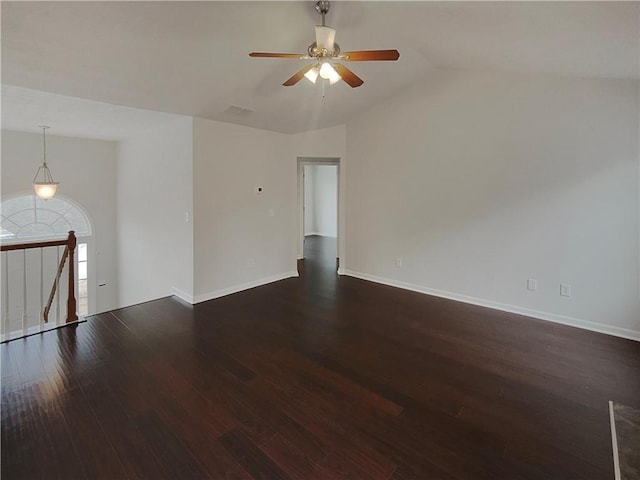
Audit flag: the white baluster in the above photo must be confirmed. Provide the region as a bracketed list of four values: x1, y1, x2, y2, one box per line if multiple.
[56, 246, 61, 325]
[40, 247, 44, 331]
[22, 250, 27, 334]
[2, 252, 8, 337]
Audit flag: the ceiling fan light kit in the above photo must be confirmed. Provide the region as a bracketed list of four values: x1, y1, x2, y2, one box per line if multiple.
[319, 62, 341, 84]
[249, 0, 399, 89]
[304, 66, 320, 84]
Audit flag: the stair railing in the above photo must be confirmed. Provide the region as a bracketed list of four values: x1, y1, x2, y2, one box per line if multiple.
[1, 231, 78, 337]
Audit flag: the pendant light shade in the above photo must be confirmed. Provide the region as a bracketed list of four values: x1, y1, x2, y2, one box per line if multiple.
[304, 65, 320, 84]
[33, 126, 58, 200]
[33, 182, 58, 200]
[319, 62, 341, 84]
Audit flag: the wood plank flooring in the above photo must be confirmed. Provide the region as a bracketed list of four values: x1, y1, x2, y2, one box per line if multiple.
[2, 235, 639, 479]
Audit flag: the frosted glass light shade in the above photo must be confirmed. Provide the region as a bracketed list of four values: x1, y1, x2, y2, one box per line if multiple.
[305, 66, 319, 84]
[315, 25, 336, 51]
[32, 161, 59, 200]
[33, 182, 58, 200]
[319, 62, 341, 84]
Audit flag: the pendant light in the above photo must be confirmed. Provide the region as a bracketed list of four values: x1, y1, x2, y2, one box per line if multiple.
[32, 126, 58, 200]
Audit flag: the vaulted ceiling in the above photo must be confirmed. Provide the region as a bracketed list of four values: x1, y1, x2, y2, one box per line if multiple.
[2, 1, 638, 135]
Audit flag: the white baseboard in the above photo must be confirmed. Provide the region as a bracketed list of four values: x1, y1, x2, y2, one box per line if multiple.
[171, 287, 195, 304]
[341, 269, 640, 342]
[178, 271, 299, 305]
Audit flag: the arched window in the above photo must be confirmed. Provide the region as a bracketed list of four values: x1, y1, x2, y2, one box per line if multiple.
[1, 194, 93, 316]
[1, 194, 91, 242]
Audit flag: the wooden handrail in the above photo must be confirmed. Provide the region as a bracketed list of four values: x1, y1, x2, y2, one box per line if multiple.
[1, 238, 69, 252]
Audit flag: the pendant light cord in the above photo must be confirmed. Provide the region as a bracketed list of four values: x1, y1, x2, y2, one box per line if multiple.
[33, 126, 55, 184]
[42, 126, 47, 167]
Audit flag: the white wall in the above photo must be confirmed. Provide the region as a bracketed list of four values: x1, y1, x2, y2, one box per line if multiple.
[192, 117, 295, 301]
[303, 165, 315, 235]
[116, 116, 194, 307]
[313, 165, 338, 237]
[345, 70, 640, 338]
[304, 165, 337, 237]
[1, 130, 118, 314]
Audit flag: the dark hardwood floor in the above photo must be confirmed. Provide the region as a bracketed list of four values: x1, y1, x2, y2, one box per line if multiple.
[2, 235, 639, 479]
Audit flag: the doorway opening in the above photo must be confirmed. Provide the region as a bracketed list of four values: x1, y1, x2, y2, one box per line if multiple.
[297, 157, 340, 274]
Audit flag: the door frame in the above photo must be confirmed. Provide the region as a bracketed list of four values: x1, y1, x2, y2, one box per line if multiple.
[296, 157, 341, 269]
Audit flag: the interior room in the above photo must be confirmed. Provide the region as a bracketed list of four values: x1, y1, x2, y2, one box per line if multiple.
[1, 2, 639, 479]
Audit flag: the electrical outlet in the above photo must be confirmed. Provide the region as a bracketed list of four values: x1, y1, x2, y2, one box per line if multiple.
[247, 258, 255, 268]
[560, 283, 572, 297]
[527, 278, 537, 291]
[268, 208, 275, 217]
[395, 257, 402, 268]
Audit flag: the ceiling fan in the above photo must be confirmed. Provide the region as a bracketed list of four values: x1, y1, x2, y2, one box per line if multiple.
[249, 0, 400, 88]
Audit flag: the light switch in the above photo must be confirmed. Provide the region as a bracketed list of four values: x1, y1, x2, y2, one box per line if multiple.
[560, 283, 572, 297]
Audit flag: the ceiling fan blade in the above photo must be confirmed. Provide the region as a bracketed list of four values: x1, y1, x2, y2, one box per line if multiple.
[249, 52, 308, 59]
[340, 50, 400, 61]
[333, 64, 364, 88]
[283, 64, 315, 86]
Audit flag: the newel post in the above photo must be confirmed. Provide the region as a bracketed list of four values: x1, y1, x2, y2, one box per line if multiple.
[66, 231, 78, 322]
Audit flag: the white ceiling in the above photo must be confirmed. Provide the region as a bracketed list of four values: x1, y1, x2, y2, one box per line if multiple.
[2, 1, 638, 135]
[2, 85, 190, 141]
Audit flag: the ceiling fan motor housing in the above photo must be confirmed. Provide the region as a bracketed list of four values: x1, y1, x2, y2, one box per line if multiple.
[308, 41, 340, 58]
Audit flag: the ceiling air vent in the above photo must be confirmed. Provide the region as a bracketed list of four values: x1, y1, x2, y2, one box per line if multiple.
[224, 104, 254, 116]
